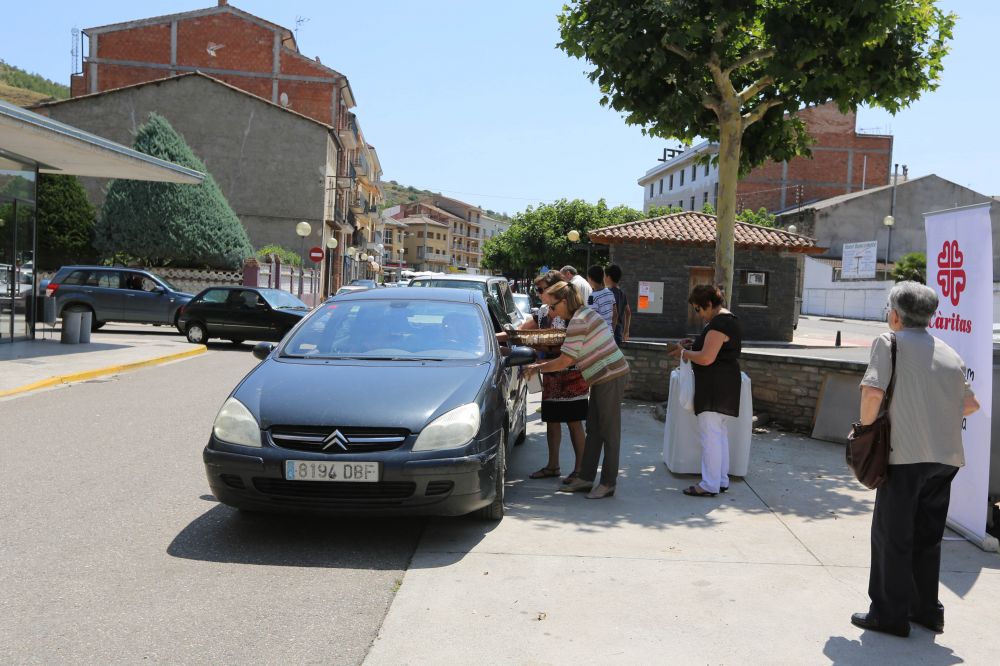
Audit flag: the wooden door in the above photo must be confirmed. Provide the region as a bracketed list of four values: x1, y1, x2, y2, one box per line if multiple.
[687, 267, 714, 332]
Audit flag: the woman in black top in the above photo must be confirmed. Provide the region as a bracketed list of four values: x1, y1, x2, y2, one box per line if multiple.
[668, 284, 742, 496]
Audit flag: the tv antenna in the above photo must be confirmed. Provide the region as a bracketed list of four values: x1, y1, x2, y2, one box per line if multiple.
[71, 27, 80, 76]
[294, 16, 310, 41]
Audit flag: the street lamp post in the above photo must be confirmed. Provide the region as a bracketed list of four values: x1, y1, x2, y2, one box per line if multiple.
[295, 221, 311, 296]
[566, 229, 591, 268]
[326, 236, 338, 296]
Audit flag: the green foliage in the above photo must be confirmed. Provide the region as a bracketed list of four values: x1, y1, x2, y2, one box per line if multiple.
[648, 204, 685, 217]
[481, 199, 646, 275]
[737, 207, 777, 228]
[0, 60, 69, 99]
[256, 244, 302, 267]
[891, 252, 926, 284]
[35, 175, 98, 269]
[95, 113, 253, 269]
[558, 0, 954, 299]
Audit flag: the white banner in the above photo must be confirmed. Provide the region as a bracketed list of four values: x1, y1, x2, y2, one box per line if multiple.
[925, 204, 995, 550]
[842, 240, 878, 279]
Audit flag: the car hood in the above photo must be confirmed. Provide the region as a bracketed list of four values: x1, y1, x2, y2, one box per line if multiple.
[233, 358, 493, 432]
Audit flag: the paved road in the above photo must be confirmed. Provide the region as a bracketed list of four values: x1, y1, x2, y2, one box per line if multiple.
[794, 314, 888, 348]
[0, 348, 425, 665]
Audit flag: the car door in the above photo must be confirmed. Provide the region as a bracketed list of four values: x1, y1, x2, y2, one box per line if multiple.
[189, 288, 230, 334]
[121, 271, 170, 323]
[233, 289, 277, 340]
[82, 270, 124, 321]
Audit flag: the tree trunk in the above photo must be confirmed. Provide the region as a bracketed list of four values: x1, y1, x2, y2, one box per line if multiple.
[714, 114, 742, 306]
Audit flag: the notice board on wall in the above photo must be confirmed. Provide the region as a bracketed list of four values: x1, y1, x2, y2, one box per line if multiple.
[637, 281, 664, 314]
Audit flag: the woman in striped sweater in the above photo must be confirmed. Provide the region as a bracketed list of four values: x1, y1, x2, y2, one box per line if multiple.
[525, 281, 630, 499]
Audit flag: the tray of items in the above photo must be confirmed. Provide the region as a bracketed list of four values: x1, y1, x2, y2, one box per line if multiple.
[507, 328, 566, 347]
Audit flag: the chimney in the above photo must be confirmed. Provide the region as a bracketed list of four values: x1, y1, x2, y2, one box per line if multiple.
[218, 0, 228, 6]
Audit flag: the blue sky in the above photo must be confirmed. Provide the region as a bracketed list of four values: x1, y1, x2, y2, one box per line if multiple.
[3, 1, 996, 215]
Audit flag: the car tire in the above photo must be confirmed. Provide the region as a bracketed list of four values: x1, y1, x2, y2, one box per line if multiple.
[228, 338, 245, 345]
[91, 320, 106, 331]
[475, 430, 506, 521]
[186, 321, 208, 344]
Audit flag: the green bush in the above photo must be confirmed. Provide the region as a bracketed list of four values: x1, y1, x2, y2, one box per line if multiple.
[892, 252, 926, 283]
[95, 113, 253, 269]
[256, 244, 302, 266]
[35, 174, 98, 269]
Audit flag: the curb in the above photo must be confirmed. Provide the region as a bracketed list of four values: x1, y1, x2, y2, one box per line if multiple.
[0, 345, 208, 398]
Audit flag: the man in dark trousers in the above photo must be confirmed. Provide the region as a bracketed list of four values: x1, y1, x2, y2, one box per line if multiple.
[604, 264, 631, 345]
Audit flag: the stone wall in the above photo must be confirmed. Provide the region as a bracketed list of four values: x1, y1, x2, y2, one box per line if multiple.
[611, 243, 799, 341]
[620, 340, 866, 432]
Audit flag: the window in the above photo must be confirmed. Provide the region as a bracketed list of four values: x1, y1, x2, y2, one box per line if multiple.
[704, 163, 710, 177]
[417, 231, 423, 238]
[64, 270, 90, 285]
[678, 200, 683, 209]
[198, 289, 229, 304]
[658, 178, 663, 194]
[689, 196, 695, 210]
[649, 183, 654, 198]
[713, 182, 719, 207]
[736, 270, 768, 305]
[669, 174, 674, 190]
[679, 170, 684, 186]
[85, 271, 121, 289]
[691, 165, 697, 181]
[703, 191, 709, 206]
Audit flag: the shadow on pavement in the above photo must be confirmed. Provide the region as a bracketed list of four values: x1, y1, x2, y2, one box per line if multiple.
[0, 341, 129, 361]
[167, 503, 495, 569]
[823, 631, 964, 665]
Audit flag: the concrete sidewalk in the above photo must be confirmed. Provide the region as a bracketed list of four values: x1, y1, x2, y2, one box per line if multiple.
[0, 323, 206, 398]
[366, 398, 1000, 665]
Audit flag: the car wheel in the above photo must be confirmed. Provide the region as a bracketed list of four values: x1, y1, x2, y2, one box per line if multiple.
[91, 320, 106, 331]
[475, 430, 506, 521]
[514, 392, 528, 446]
[186, 322, 207, 344]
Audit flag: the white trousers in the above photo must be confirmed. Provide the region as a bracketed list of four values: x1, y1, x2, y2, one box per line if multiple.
[697, 411, 730, 493]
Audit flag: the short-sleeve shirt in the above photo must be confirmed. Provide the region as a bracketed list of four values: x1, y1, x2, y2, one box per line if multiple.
[560, 306, 629, 385]
[861, 329, 973, 467]
[691, 312, 742, 416]
[587, 287, 616, 330]
[570, 275, 592, 304]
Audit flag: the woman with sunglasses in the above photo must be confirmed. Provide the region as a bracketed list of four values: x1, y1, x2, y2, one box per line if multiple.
[519, 271, 588, 482]
[668, 284, 742, 497]
[526, 280, 630, 499]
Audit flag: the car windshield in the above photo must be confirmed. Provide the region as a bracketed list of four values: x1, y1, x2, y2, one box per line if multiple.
[282, 299, 489, 360]
[409, 279, 489, 296]
[259, 289, 309, 310]
[350, 279, 377, 288]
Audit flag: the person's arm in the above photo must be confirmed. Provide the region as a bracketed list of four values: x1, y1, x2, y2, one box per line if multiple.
[672, 330, 727, 366]
[611, 302, 619, 330]
[859, 386, 885, 425]
[525, 352, 575, 377]
[519, 317, 538, 331]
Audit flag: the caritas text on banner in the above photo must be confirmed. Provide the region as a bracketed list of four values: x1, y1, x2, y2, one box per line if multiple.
[925, 202, 996, 551]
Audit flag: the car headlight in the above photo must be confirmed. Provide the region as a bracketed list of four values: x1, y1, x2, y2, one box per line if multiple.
[212, 397, 262, 447]
[413, 403, 481, 451]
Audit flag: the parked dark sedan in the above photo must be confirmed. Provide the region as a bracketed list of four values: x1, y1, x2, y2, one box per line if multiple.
[203, 288, 534, 519]
[178, 287, 310, 344]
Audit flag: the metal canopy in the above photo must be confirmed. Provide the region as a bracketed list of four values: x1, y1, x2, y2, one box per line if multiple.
[0, 99, 203, 184]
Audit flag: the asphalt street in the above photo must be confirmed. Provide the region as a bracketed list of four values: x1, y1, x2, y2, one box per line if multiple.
[0, 347, 425, 665]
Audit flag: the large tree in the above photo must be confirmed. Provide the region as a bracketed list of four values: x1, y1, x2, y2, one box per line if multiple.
[35, 174, 98, 269]
[559, 0, 954, 300]
[96, 113, 253, 269]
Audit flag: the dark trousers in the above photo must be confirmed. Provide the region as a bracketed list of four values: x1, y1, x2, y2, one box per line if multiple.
[580, 374, 626, 486]
[869, 462, 959, 625]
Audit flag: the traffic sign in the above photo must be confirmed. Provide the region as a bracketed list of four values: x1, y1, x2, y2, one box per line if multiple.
[309, 246, 324, 263]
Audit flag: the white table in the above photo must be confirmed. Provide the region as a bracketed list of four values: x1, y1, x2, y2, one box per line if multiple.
[663, 370, 753, 476]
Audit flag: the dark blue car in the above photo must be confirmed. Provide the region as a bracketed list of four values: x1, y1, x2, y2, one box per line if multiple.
[203, 288, 533, 519]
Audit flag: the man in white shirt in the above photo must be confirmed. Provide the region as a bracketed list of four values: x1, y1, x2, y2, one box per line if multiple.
[561, 265, 592, 303]
[585, 265, 617, 331]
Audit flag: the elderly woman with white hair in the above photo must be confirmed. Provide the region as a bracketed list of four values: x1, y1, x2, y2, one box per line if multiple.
[851, 281, 980, 638]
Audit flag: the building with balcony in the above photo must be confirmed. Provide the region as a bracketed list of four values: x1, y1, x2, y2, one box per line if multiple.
[397, 215, 450, 271]
[395, 196, 484, 273]
[638, 103, 893, 214]
[66, 0, 382, 294]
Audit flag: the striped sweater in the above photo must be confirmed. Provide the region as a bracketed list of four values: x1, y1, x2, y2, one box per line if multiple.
[561, 306, 630, 385]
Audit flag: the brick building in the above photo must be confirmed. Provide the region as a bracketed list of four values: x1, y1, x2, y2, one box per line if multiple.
[589, 212, 822, 341]
[68, 0, 382, 291]
[639, 103, 893, 214]
[389, 197, 485, 273]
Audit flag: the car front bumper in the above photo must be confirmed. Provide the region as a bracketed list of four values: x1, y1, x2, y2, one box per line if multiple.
[203, 435, 501, 516]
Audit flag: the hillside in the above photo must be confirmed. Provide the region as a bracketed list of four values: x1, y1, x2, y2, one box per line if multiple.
[0, 60, 69, 106]
[381, 180, 511, 220]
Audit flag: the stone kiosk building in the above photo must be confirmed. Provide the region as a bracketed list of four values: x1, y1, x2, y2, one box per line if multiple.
[589, 212, 821, 341]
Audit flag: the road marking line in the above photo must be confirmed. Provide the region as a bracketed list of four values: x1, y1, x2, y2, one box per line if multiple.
[0, 346, 208, 398]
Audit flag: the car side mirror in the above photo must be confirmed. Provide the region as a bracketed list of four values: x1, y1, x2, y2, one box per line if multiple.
[504, 345, 536, 367]
[252, 341, 276, 360]
[151, 285, 166, 294]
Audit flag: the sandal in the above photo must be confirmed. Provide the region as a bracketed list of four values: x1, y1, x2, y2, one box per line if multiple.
[682, 485, 717, 497]
[561, 470, 580, 485]
[529, 466, 561, 479]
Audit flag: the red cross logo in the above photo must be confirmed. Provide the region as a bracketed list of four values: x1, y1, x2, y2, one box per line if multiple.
[936, 240, 966, 306]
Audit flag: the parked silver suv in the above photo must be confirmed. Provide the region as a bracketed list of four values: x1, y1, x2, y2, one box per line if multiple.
[43, 266, 194, 331]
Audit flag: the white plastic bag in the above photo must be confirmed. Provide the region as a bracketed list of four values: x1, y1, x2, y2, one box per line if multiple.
[676, 359, 695, 412]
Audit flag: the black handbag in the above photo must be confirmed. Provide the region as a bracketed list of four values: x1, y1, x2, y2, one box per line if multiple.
[846, 333, 896, 489]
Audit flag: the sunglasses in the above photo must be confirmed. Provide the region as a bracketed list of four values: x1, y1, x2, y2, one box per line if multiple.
[692, 305, 702, 312]
[535, 286, 546, 294]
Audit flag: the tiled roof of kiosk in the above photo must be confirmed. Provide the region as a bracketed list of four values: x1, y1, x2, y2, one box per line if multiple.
[588, 211, 822, 253]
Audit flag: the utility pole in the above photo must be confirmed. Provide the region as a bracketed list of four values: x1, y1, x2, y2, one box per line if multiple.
[887, 163, 899, 266]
